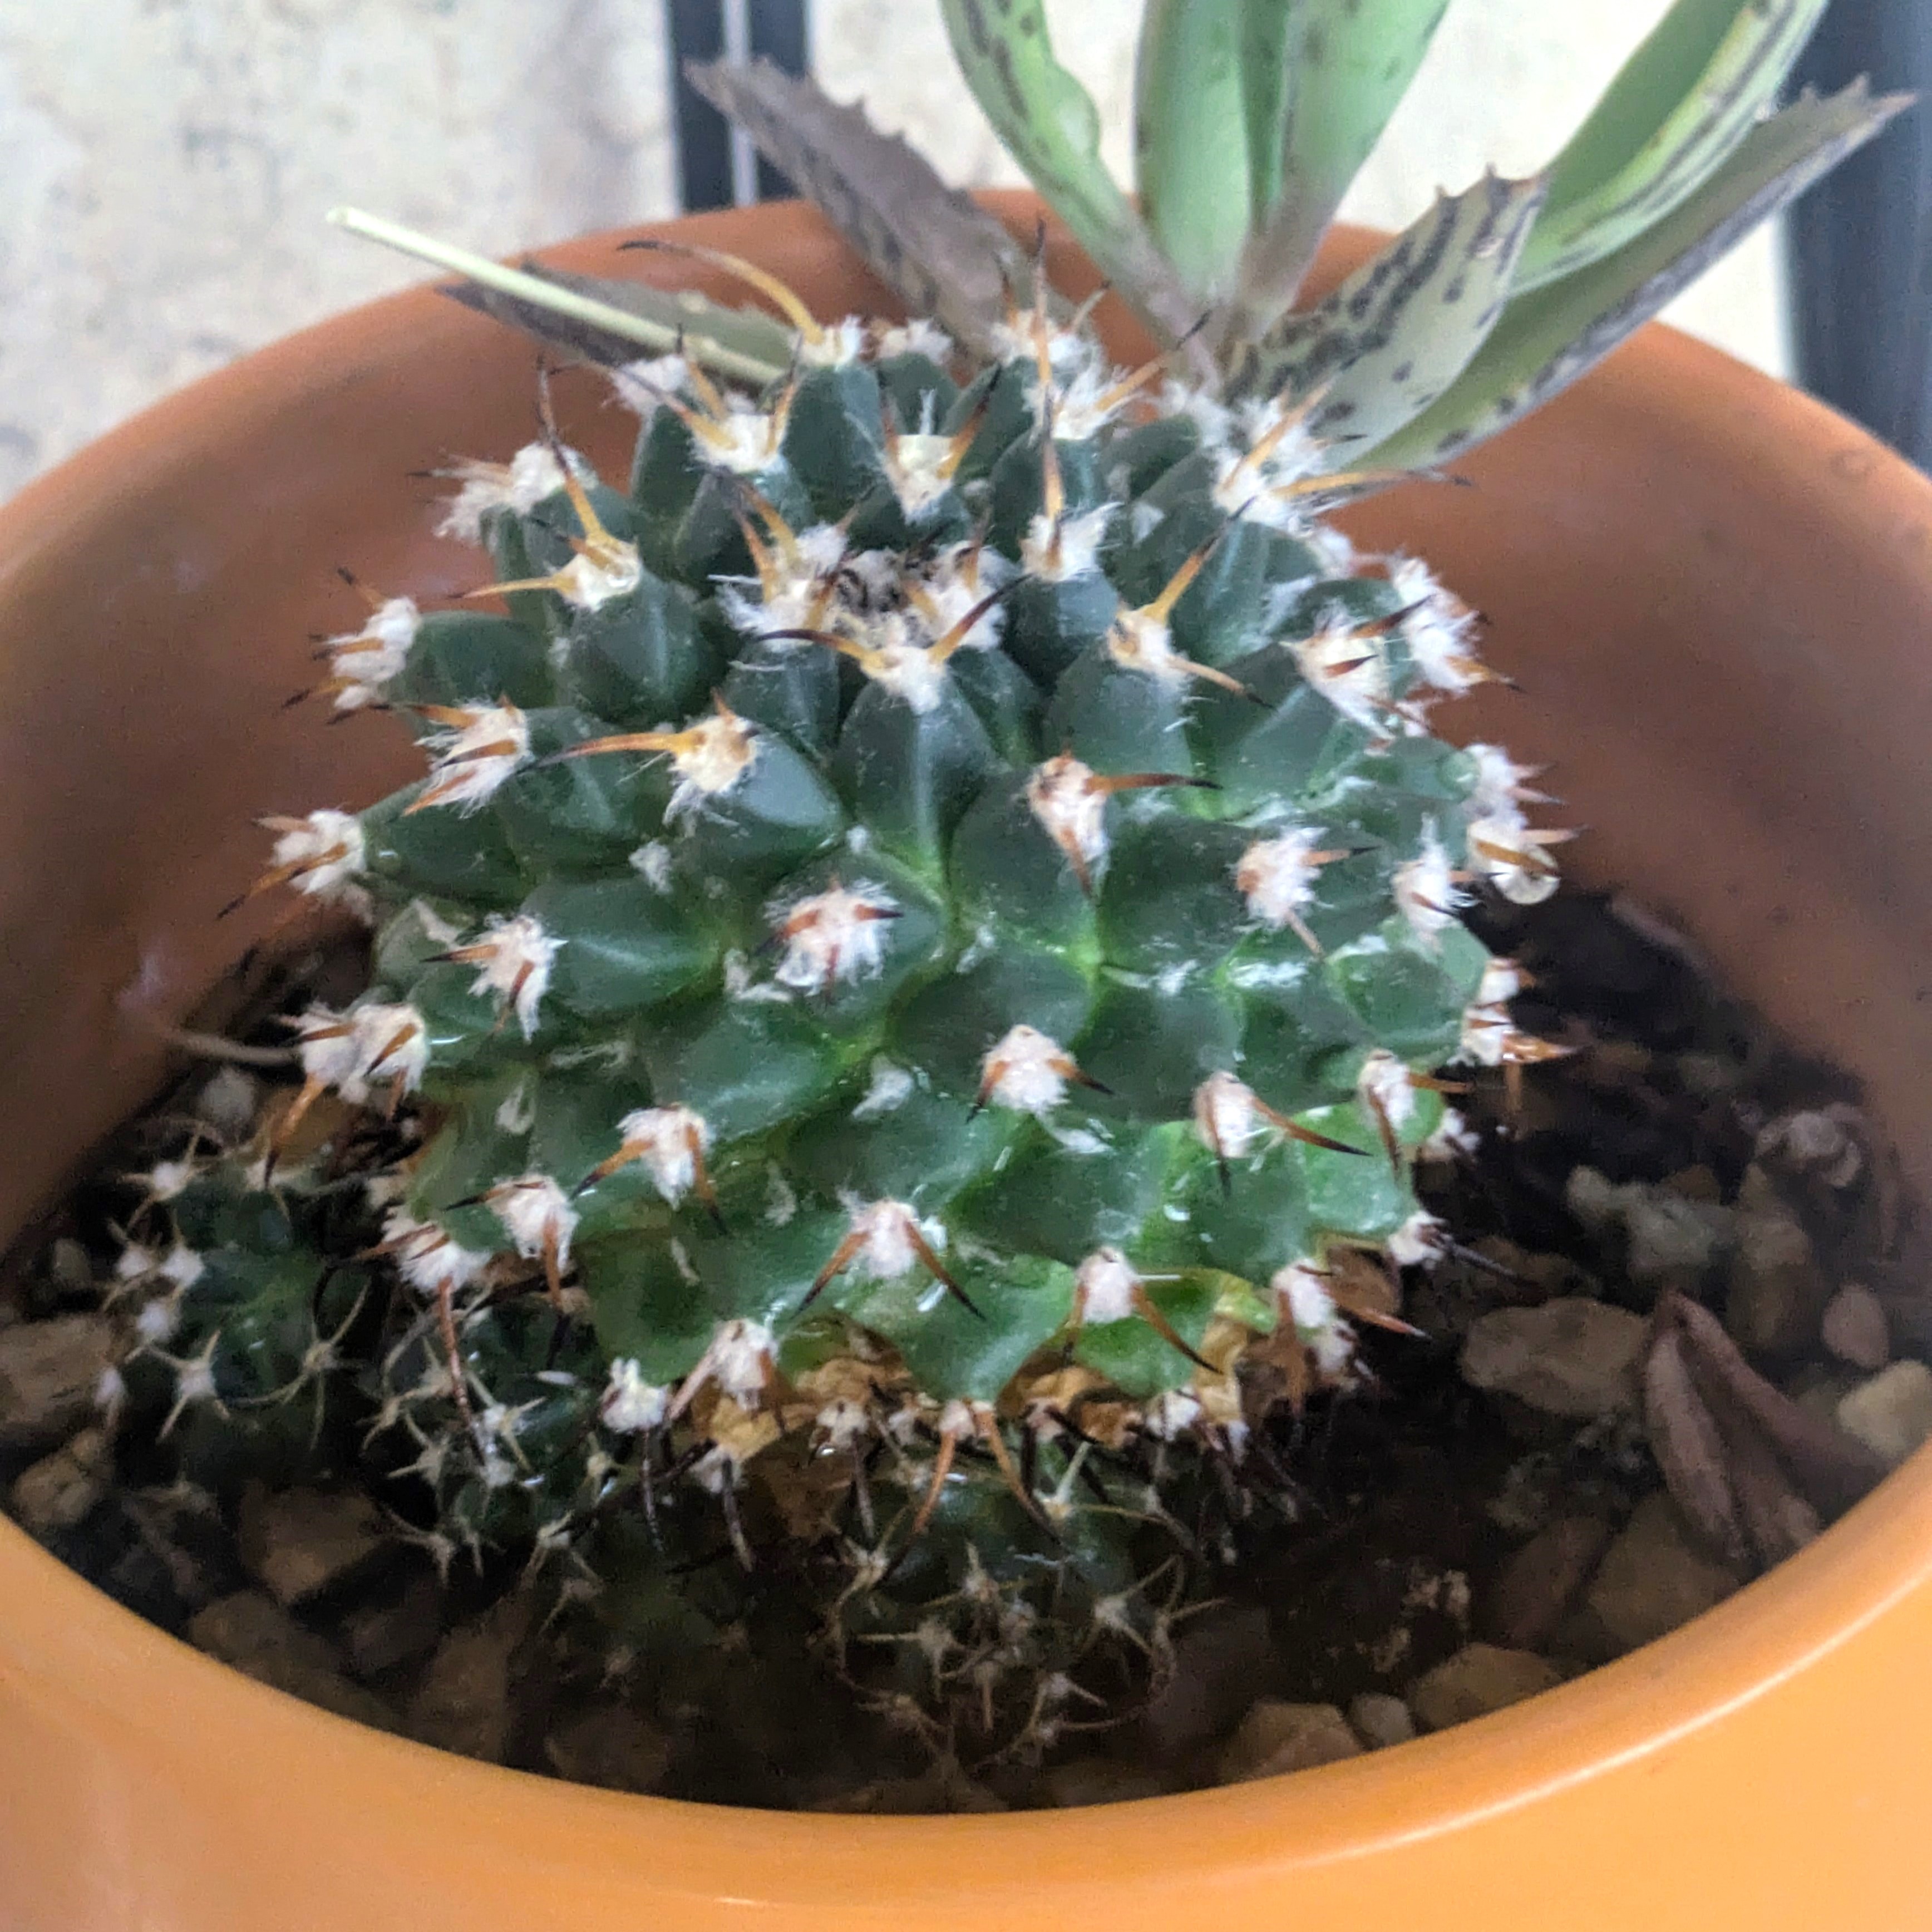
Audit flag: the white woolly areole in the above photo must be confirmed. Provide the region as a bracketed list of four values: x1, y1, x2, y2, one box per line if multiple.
[600, 1358, 669, 1433]
[1392, 825, 1462, 945]
[271, 810, 368, 910]
[383, 1208, 492, 1299]
[159, 1243, 205, 1291]
[422, 703, 531, 812]
[136, 1296, 180, 1346]
[1019, 501, 1113, 583]
[462, 913, 559, 1038]
[629, 840, 674, 891]
[1420, 1106, 1481, 1162]
[1476, 957, 1522, 1008]
[1107, 607, 1189, 683]
[145, 1156, 197, 1201]
[846, 1200, 925, 1281]
[550, 538, 644, 612]
[1026, 753, 1110, 871]
[1144, 1389, 1203, 1440]
[1076, 1247, 1140, 1324]
[298, 1001, 430, 1103]
[1192, 1070, 1267, 1161]
[1236, 830, 1325, 929]
[1388, 555, 1484, 694]
[875, 318, 955, 363]
[884, 433, 958, 519]
[859, 621, 949, 713]
[816, 1397, 871, 1452]
[1160, 378, 1234, 450]
[436, 443, 578, 544]
[324, 597, 421, 711]
[1458, 995, 1514, 1067]
[772, 885, 896, 993]
[799, 317, 868, 368]
[989, 313, 1098, 380]
[851, 1057, 915, 1120]
[1388, 1210, 1445, 1268]
[708, 1319, 776, 1403]
[613, 1105, 711, 1206]
[1357, 1049, 1418, 1131]
[1213, 395, 1324, 523]
[980, 1024, 1071, 1115]
[1466, 814, 1561, 906]
[699, 402, 787, 476]
[1274, 1263, 1340, 1337]
[1463, 743, 1539, 819]
[664, 712, 758, 822]
[605, 353, 692, 417]
[1293, 620, 1391, 728]
[487, 1175, 579, 1268]
[919, 541, 1011, 647]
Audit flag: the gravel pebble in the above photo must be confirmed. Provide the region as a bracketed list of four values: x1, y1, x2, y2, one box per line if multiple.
[1834, 1362, 1932, 1471]
[405, 1592, 539, 1765]
[1347, 1692, 1416, 1750]
[0, 1313, 117, 1451]
[8, 1426, 112, 1534]
[1821, 1285, 1890, 1372]
[1216, 1700, 1363, 1783]
[1459, 1298, 1648, 1418]
[188, 1591, 396, 1731]
[1408, 1645, 1561, 1732]
[1484, 1515, 1614, 1651]
[1580, 1492, 1741, 1654]
[239, 1485, 387, 1606]
[1726, 1172, 1831, 1358]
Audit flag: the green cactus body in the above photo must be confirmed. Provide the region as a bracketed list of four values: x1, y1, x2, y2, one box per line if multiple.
[115, 308, 1563, 1749]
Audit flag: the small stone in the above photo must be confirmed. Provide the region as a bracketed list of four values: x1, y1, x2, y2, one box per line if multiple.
[1460, 1298, 1648, 1418]
[1564, 1166, 1620, 1234]
[1660, 1165, 1722, 1204]
[188, 1591, 396, 1731]
[543, 1705, 673, 1795]
[47, 1238, 93, 1294]
[1408, 1645, 1560, 1732]
[1821, 1285, 1890, 1372]
[1726, 1188, 1830, 1358]
[1835, 1361, 1932, 1470]
[239, 1484, 388, 1606]
[1347, 1692, 1416, 1751]
[8, 1426, 112, 1534]
[1485, 1516, 1614, 1651]
[1216, 1699, 1363, 1783]
[338, 1569, 446, 1680]
[1036, 1756, 1171, 1806]
[1621, 1190, 1732, 1286]
[1581, 1492, 1741, 1654]
[405, 1591, 538, 1765]
[1754, 1108, 1863, 1190]
[0, 1313, 117, 1451]
[1137, 1600, 1279, 1757]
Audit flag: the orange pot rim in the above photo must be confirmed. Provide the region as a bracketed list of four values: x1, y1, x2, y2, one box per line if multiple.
[4, 192, 1931, 1918]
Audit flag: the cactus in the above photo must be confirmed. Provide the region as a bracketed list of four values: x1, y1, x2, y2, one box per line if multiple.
[102, 1, 1901, 1762]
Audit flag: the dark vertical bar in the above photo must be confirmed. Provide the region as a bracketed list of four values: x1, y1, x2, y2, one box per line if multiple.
[749, 0, 810, 201]
[668, 0, 811, 213]
[669, 0, 732, 213]
[1787, 4, 1930, 464]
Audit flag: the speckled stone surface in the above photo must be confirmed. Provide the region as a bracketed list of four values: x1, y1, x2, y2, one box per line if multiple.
[0, 0, 1786, 503]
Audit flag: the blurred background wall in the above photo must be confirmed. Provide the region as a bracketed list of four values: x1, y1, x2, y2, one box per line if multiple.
[0, 0, 1788, 502]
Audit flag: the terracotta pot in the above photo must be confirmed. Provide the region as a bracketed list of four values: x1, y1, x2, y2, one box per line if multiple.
[3, 192, 1931, 1931]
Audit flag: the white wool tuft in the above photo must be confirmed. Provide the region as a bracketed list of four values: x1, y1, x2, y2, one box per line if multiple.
[1076, 1247, 1140, 1324]
[297, 1001, 430, 1104]
[382, 1208, 492, 1299]
[772, 885, 897, 993]
[1235, 830, 1326, 930]
[1292, 620, 1391, 729]
[663, 712, 759, 823]
[1026, 753, 1110, 874]
[420, 703, 531, 812]
[1019, 502, 1114, 583]
[851, 1058, 915, 1121]
[1191, 1070, 1266, 1161]
[1273, 1263, 1339, 1336]
[323, 597, 421, 712]
[847, 1200, 925, 1281]
[270, 810, 369, 912]
[1107, 606, 1189, 682]
[1357, 1049, 1417, 1131]
[875, 318, 955, 363]
[1387, 1210, 1445, 1268]
[461, 913, 559, 1038]
[1466, 814, 1561, 905]
[600, 1358, 670, 1433]
[980, 1024, 1072, 1115]
[1388, 555, 1485, 694]
[612, 1105, 712, 1206]
[708, 1320, 776, 1403]
[1392, 825, 1463, 946]
[487, 1174, 579, 1268]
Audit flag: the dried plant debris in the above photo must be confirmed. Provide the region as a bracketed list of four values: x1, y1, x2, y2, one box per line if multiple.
[3, 887, 1926, 1807]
